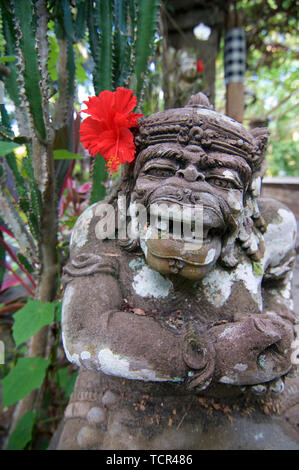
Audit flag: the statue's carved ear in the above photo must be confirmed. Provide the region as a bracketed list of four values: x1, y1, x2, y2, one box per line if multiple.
[250, 127, 270, 158]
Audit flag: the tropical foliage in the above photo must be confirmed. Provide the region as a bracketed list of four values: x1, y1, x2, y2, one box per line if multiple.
[0, 0, 160, 449]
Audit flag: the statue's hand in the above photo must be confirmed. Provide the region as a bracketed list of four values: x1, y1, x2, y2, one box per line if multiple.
[207, 315, 294, 386]
[182, 324, 216, 391]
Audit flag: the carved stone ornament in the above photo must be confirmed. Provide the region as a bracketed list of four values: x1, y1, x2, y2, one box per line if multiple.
[52, 93, 299, 450]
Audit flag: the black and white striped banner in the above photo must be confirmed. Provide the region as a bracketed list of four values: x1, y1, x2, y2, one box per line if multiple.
[224, 28, 246, 84]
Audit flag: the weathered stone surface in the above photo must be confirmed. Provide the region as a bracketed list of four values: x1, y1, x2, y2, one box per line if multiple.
[54, 92, 299, 450]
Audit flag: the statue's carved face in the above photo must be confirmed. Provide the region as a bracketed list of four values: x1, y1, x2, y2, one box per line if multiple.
[131, 142, 251, 280]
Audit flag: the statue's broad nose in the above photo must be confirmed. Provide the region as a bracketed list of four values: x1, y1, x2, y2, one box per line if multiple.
[176, 165, 205, 183]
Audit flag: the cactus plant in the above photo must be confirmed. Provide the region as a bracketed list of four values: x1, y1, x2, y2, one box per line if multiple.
[0, 0, 160, 446]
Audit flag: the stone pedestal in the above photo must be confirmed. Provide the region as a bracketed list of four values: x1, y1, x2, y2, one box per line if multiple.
[52, 369, 299, 450]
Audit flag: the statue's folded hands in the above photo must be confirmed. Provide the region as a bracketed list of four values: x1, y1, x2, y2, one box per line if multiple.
[183, 312, 294, 391]
[62, 271, 189, 382]
[208, 315, 293, 386]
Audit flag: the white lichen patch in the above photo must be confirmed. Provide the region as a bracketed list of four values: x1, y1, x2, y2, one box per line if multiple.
[234, 363, 248, 372]
[140, 239, 148, 258]
[236, 260, 263, 309]
[202, 267, 232, 307]
[235, 261, 259, 294]
[132, 265, 173, 298]
[129, 258, 145, 272]
[70, 203, 96, 249]
[219, 325, 238, 340]
[80, 351, 91, 360]
[218, 375, 237, 384]
[280, 281, 292, 300]
[97, 348, 177, 382]
[263, 208, 296, 267]
[61, 285, 74, 338]
[201, 258, 263, 308]
[61, 285, 84, 368]
[227, 190, 242, 212]
[63, 341, 81, 368]
[223, 170, 234, 179]
[251, 177, 261, 197]
[265, 311, 279, 318]
[205, 248, 216, 264]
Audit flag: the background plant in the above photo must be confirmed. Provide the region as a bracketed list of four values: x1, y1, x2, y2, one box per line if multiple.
[0, 0, 160, 450]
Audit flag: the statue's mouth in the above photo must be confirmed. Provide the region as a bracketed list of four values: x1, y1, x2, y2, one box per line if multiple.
[140, 199, 225, 268]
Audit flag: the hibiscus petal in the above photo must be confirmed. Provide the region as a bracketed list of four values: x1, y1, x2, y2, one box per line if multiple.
[98, 127, 135, 164]
[79, 117, 108, 157]
[116, 127, 136, 163]
[81, 92, 114, 127]
[126, 113, 144, 127]
[79, 116, 105, 137]
[114, 87, 137, 114]
[95, 129, 118, 160]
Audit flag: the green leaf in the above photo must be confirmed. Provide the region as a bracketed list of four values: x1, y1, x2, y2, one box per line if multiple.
[48, 34, 59, 82]
[0, 55, 16, 63]
[6, 410, 35, 450]
[0, 141, 21, 156]
[12, 299, 55, 347]
[75, 44, 88, 83]
[17, 253, 34, 274]
[54, 149, 83, 160]
[55, 367, 78, 399]
[2, 357, 50, 406]
[54, 301, 62, 322]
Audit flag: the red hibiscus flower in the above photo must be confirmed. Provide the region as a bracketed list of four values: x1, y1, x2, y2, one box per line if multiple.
[196, 60, 205, 73]
[79, 87, 143, 173]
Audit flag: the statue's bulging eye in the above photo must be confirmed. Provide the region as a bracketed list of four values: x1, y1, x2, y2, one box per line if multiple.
[145, 167, 176, 178]
[207, 177, 239, 189]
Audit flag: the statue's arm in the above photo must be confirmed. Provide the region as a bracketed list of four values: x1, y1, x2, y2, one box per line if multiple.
[62, 269, 187, 383]
[62, 202, 188, 382]
[259, 197, 297, 326]
[187, 200, 297, 389]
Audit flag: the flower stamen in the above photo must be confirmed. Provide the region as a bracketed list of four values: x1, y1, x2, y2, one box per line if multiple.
[106, 156, 120, 174]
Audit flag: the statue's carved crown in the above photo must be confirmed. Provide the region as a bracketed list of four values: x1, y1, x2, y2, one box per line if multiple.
[136, 93, 269, 172]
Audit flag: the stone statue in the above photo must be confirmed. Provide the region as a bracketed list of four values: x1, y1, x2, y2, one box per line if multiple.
[164, 48, 205, 109]
[53, 93, 299, 450]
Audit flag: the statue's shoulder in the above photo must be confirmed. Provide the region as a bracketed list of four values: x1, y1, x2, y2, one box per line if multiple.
[63, 201, 122, 284]
[69, 200, 119, 256]
[258, 197, 296, 227]
[258, 197, 297, 267]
